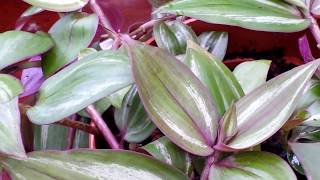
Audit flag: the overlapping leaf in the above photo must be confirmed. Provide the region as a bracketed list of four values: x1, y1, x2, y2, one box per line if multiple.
[233, 60, 271, 94]
[157, 0, 309, 32]
[198, 31, 228, 61]
[0, 150, 187, 179]
[127, 38, 218, 156]
[27, 50, 133, 125]
[0, 31, 53, 70]
[22, 0, 89, 12]
[184, 41, 244, 115]
[216, 60, 320, 151]
[210, 152, 296, 180]
[290, 142, 320, 180]
[115, 86, 155, 143]
[0, 75, 26, 158]
[42, 12, 99, 76]
[142, 137, 192, 175]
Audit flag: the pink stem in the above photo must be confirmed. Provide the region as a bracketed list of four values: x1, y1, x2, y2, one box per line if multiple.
[200, 155, 215, 180]
[86, 105, 120, 149]
[65, 115, 77, 150]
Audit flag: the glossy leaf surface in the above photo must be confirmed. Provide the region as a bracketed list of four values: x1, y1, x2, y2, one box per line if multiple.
[198, 31, 228, 61]
[285, 0, 307, 9]
[157, 0, 309, 32]
[233, 60, 271, 94]
[1, 150, 187, 180]
[109, 86, 132, 109]
[302, 101, 320, 127]
[33, 124, 68, 150]
[218, 103, 237, 144]
[127, 39, 218, 156]
[115, 86, 155, 143]
[209, 151, 296, 180]
[0, 75, 26, 158]
[142, 137, 192, 175]
[42, 12, 99, 76]
[22, 0, 89, 12]
[184, 41, 244, 115]
[219, 60, 320, 151]
[290, 142, 320, 180]
[153, 21, 183, 55]
[28, 51, 133, 125]
[0, 31, 53, 70]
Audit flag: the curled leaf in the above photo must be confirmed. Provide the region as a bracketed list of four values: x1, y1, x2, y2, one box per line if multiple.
[22, 0, 89, 12]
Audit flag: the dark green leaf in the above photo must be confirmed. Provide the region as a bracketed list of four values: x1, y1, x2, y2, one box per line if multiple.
[210, 151, 296, 180]
[127, 38, 218, 156]
[142, 137, 192, 175]
[153, 21, 184, 55]
[184, 41, 244, 115]
[22, 0, 89, 12]
[42, 12, 99, 76]
[115, 86, 155, 143]
[198, 31, 228, 61]
[33, 124, 68, 150]
[217, 60, 320, 151]
[290, 142, 320, 180]
[287, 151, 305, 175]
[0, 75, 26, 158]
[0, 31, 53, 70]
[1, 150, 188, 179]
[27, 50, 133, 125]
[233, 60, 271, 94]
[157, 0, 309, 32]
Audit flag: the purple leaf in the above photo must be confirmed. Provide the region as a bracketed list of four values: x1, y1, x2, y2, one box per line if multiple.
[20, 67, 44, 98]
[299, 35, 314, 63]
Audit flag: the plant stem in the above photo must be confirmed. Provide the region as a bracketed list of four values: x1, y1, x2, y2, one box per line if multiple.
[309, 15, 320, 48]
[56, 118, 100, 136]
[65, 115, 77, 150]
[200, 155, 215, 180]
[89, 122, 97, 149]
[86, 105, 120, 149]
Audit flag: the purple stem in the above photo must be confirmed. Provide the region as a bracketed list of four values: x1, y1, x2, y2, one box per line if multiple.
[309, 15, 320, 48]
[200, 155, 215, 180]
[298, 35, 314, 63]
[65, 115, 77, 150]
[86, 105, 120, 149]
[90, 0, 114, 32]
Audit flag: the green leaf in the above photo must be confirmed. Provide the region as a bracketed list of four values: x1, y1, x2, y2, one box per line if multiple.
[233, 60, 271, 94]
[22, 0, 89, 12]
[1, 150, 188, 179]
[142, 137, 192, 175]
[21, 6, 43, 17]
[216, 60, 320, 151]
[153, 21, 184, 55]
[0, 31, 53, 70]
[109, 85, 132, 109]
[42, 12, 99, 76]
[296, 79, 320, 110]
[157, 0, 309, 32]
[33, 124, 68, 150]
[209, 151, 296, 180]
[115, 86, 155, 143]
[27, 50, 133, 125]
[302, 101, 320, 127]
[198, 31, 228, 61]
[284, 0, 307, 9]
[0, 75, 26, 158]
[127, 38, 218, 156]
[290, 142, 320, 180]
[184, 41, 244, 115]
[287, 151, 305, 175]
[218, 103, 237, 144]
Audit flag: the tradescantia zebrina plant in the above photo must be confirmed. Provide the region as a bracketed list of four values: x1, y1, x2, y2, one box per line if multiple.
[1, 0, 320, 179]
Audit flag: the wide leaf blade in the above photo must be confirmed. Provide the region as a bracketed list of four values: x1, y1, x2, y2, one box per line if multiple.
[0, 75, 26, 158]
[209, 151, 296, 180]
[42, 12, 99, 76]
[115, 86, 155, 143]
[1, 150, 187, 180]
[157, 0, 309, 32]
[290, 142, 320, 180]
[27, 50, 133, 124]
[127, 38, 217, 156]
[198, 31, 228, 61]
[233, 60, 271, 94]
[142, 137, 192, 175]
[0, 31, 53, 70]
[184, 41, 244, 115]
[219, 60, 320, 151]
[22, 0, 89, 12]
